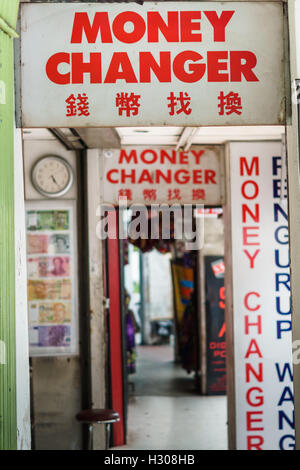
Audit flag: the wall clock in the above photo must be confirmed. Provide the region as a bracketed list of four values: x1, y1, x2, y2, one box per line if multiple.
[31, 155, 74, 198]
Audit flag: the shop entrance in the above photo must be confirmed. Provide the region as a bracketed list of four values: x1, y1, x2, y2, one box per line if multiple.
[118, 206, 227, 450]
[103, 171, 227, 449]
[18, 1, 291, 452]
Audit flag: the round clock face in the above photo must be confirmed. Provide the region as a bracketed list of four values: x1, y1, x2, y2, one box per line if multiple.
[32, 156, 74, 198]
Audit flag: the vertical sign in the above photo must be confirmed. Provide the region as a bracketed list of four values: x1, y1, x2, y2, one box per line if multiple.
[230, 142, 294, 450]
[205, 256, 226, 395]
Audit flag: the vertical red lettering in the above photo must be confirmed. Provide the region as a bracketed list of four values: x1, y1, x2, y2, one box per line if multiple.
[245, 363, 263, 383]
[243, 249, 260, 269]
[240, 157, 259, 176]
[247, 435, 264, 450]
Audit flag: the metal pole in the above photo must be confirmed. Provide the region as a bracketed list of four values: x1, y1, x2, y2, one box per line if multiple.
[139, 251, 146, 345]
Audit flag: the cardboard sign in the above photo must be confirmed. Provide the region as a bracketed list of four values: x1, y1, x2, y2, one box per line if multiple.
[20, 2, 286, 127]
[100, 145, 224, 205]
[230, 142, 294, 450]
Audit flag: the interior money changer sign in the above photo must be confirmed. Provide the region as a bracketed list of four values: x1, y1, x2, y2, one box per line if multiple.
[101, 145, 224, 205]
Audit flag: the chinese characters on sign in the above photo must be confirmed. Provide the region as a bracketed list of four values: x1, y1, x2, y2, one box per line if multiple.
[116, 92, 140, 117]
[218, 91, 242, 116]
[26, 204, 78, 356]
[65, 90, 242, 118]
[117, 188, 206, 202]
[21, 3, 285, 126]
[65, 93, 90, 116]
[167, 92, 192, 116]
[101, 146, 223, 206]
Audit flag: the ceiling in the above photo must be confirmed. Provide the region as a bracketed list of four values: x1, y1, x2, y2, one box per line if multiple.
[22, 125, 285, 149]
[116, 126, 285, 146]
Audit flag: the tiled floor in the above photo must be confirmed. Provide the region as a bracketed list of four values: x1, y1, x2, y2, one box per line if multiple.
[113, 345, 228, 450]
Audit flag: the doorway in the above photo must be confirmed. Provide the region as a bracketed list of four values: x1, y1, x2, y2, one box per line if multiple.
[107, 203, 227, 450]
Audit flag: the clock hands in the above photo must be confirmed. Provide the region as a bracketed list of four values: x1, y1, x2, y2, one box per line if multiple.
[50, 174, 59, 186]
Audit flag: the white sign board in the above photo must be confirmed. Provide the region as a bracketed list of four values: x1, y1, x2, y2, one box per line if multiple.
[20, 2, 285, 127]
[230, 142, 294, 450]
[100, 146, 223, 205]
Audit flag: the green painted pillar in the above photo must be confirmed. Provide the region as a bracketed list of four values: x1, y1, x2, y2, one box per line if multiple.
[0, 0, 19, 450]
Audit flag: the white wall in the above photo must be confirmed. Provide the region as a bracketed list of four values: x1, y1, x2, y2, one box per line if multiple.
[203, 217, 224, 256]
[23, 137, 82, 449]
[145, 250, 173, 322]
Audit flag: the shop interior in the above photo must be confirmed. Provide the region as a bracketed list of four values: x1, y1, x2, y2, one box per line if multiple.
[23, 125, 284, 450]
[118, 206, 226, 450]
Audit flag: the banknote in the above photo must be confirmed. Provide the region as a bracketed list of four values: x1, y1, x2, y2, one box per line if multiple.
[29, 325, 71, 348]
[29, 301, 72, 324]
[28, 279, 72, 301]
[49, 234, 70, 254]
[39, 301, 72, 324]
[27, 234, 49, 254]
[27, 256, 70, 278]
[26, 210, 70, 231]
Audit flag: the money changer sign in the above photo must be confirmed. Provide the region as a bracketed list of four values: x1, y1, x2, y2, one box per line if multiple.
[20, 2, 286, 127]
[101, 146, 223, 205]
